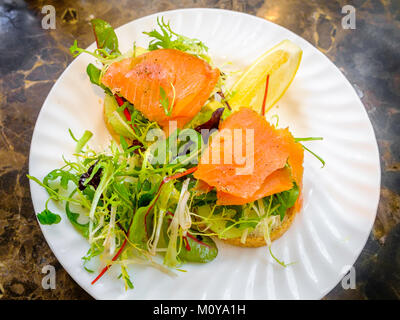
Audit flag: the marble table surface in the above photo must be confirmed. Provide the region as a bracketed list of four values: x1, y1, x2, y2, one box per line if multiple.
[0, 0, 398, 300]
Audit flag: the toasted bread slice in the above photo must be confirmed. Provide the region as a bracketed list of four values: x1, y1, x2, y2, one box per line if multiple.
[222, 205, 299, 248]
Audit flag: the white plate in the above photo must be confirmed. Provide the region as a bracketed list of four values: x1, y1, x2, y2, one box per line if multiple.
[29, 8, 380, 300]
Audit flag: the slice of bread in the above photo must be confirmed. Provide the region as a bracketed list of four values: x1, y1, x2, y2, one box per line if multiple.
[222, 205, 299, 248]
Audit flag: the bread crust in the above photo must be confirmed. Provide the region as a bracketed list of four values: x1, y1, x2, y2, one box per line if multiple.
[222, 205, 299, 248]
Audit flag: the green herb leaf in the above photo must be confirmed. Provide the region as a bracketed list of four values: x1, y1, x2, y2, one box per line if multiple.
[43, 169, 79, 191]
[68, 128, 79, 142]
[75, 130, 93, 154]
[269, 184, 300, 221]
[128, 206, 150, 248]
[86, 63, 102, 86]
[301, 144, 325, 168]
[84, 266, 94, 273]
[125, 277, 134, 289]
[159, 86, 172, 116]
[69, 39, 119, 63]
[37, 209, 61, 225]
[178, 233, 218, 263]
[85, 64, 112, 94]
[65, 190, 90, 238]
[69, 40, 81, 57]
[294, 137, 323, 142]
[90, 19, 121, 55]
[142, 179, 151, 191]
[119, 135, 129, 152]
[293, 137, 325, 168]
[120, 265, 134, 290]
[143, 17, 209, 61]
[236, 220, 259, 230]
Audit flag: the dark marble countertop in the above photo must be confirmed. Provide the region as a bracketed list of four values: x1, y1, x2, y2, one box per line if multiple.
[0, 0, 399, 300]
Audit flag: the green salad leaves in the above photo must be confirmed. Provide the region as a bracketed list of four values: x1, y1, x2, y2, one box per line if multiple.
[143, 17, 210, 61]
[29, 128, 216, 289]
[37, 209, 61, 225]
[91, 18, 121, 55]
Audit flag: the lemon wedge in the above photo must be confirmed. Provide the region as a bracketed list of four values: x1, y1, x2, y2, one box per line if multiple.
[228, 40, 302, 114]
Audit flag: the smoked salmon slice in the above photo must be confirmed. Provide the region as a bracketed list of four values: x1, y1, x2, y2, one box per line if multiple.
[216, 167, 293, 205]
[276, 128, 304, 188]
[195, 179, 214, 194]
[194, 108, 290, 198]
[101, 49, 220, 130]
[215, 128, 304, 205]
